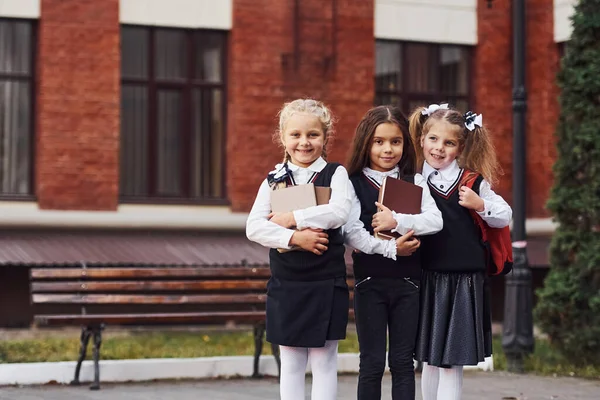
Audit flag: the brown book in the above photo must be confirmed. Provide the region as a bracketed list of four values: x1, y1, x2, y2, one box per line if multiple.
[315, 186, 332, 206]
[270, 183, 317, 213]
[271, 184, 332, 253]
[375, 176, 423, 240]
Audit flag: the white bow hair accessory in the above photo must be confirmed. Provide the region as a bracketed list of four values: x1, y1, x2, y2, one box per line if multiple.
[464, 111, 483, 131]
[421, 103, 449, 116]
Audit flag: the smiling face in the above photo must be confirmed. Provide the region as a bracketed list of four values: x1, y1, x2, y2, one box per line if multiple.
[280, 112, 325, 168]
[369, 122, 404, 172]
[421, 120, 462, 170]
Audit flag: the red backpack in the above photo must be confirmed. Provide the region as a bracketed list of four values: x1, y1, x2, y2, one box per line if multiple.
[462, 171, 513, 276]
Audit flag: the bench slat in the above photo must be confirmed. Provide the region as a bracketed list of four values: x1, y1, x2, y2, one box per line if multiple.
[31, 280, 267, 293]
[34, 311, 267, 326]
[32, 293, 266, 305]
[30, 267, 271, 280]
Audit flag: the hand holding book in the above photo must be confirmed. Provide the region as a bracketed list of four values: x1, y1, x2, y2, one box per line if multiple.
[267, 211, 296, 229]
[290, 228, 329, 255]
[396, 230, 420, 256]
[372, 202, 398, 234]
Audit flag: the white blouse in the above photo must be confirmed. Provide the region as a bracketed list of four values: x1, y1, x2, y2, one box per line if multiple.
[342, 166, 443, 260]
[246, 157, 353, 250]
[422, 160, 512, 228]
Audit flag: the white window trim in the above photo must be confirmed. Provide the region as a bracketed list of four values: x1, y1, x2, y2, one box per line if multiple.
[375, 0, 477, 45]
[120, 0, 232, 30]
[554, 0, 576, 42]
[0, 0, 40, 19]
[0, 202, 248, 230]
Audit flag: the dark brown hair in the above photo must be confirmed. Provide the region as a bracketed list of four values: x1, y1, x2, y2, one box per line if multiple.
[408, 106, 501, 186]
[346, 106, 416, 177]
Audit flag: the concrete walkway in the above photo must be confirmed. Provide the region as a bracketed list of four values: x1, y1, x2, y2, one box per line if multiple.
[1, 371, 599, 400]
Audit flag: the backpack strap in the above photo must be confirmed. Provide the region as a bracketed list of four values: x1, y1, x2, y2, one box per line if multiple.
[461, 170, 488, 240]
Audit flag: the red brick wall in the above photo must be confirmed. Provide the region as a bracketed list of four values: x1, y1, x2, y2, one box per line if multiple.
[476, 0, 558, 218]
[228, 0, 374, 212]
[37, 0, 120, 210]
[526, 0, 559, 218]
[475, 2, 514, 205]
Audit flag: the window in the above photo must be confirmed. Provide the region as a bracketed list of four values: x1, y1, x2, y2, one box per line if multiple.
[120, 26, 227, 203]
[0, 19, 35, 198]
[375, 40, 472, 115]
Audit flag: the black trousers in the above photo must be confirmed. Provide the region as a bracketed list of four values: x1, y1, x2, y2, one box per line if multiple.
[354, 277, 420, 400]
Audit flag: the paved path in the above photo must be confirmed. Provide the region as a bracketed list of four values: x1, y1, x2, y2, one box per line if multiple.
[1, 372, 599, 399]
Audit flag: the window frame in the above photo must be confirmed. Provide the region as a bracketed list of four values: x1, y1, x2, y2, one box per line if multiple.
[374, 39, 474, 115]
[0, 18, 36, 201]
[119, 24, 228, 205]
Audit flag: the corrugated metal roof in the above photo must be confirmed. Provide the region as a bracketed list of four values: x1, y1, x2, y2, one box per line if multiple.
[0, 231, 270, 267]
[0, 230, 550, 268]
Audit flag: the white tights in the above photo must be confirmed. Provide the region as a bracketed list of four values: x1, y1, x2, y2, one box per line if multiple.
[279, 340, 338, 400]
[421, 362, 463, 400]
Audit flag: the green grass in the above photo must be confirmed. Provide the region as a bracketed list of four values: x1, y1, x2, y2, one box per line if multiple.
[492, 337, 600, 379]
[0, 330, 598, 380]
[0, 330, 359, 364]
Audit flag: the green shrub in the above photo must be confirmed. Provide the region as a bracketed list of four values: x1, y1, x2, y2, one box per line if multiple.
[534, 0, 600, 366]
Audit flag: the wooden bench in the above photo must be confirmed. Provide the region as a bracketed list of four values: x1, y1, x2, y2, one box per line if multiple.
[30, 265, 280, 390]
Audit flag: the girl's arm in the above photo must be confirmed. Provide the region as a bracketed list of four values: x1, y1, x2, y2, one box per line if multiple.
[476, 180, 513, 228]
[386, 174, 443, 236]
[343, 190, 398, 259]
[246, 179, 296, 249]
[293, 166, 352, 230]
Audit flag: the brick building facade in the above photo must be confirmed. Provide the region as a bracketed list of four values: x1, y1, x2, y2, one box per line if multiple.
[0, 0, 576, 326]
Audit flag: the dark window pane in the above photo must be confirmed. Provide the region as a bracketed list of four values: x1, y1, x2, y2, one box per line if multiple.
[195, 32, 224, 83]
[406, 43, 438, 93]
[0, 21, 31, 75]
[155, 29, 186, 81]
[156, 90, 182, 196]
[120, 26, 226, 202]
[121, 27, 148, 79]
[120, 85, 148, 196]
[0, 81, 31, 194]
[374, 93, 401, 109]
[209, 89, 224, 197]
[0, 20, 33, 197]
[375, 39, 471, 122]
[375, 41, 402, 92]
[439, 46, 469, 95]
[453, 99, 470, 114]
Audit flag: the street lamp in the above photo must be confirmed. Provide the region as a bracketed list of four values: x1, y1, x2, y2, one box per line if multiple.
[502, 0, 535, 373]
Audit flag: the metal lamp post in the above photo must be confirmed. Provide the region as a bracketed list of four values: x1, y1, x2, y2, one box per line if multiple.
[501, 0, 535, 373]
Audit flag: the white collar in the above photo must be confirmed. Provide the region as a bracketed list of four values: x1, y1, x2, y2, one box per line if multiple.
[286, 157, 327, 173]
[362, 166, 399, 180]
[422, 160, 461, 181]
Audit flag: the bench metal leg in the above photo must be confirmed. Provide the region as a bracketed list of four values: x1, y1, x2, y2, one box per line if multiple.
[271, 342, 281, 380]
[90, 325, 104, 390]
[70, 327, 92, 386]
[252, 324, 265, 378]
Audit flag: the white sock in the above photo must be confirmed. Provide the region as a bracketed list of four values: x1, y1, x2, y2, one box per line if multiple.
[437, 366, 463, 400]
[421, 362, 440, 400]
[309, 340, 338, 400]
[279, 345, 309, 400]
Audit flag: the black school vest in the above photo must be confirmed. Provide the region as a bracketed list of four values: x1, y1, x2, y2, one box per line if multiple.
[269, 163, 346, 281]
[350, 172, 422, 281]
[421, 169, 486, 273]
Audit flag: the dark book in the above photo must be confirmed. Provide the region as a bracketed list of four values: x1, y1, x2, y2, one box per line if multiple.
[375, 176, 423, 240]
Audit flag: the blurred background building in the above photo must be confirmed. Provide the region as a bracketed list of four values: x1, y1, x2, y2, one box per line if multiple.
[0, 0, 575, 327]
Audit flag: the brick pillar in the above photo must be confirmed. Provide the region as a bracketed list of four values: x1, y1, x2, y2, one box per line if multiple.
[477, 0, 558, 217]
[475, 2, 513, 204]
[526, 0, 558, 218]
[37, 0, 120, 210]
[228, 0, 374, 212]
